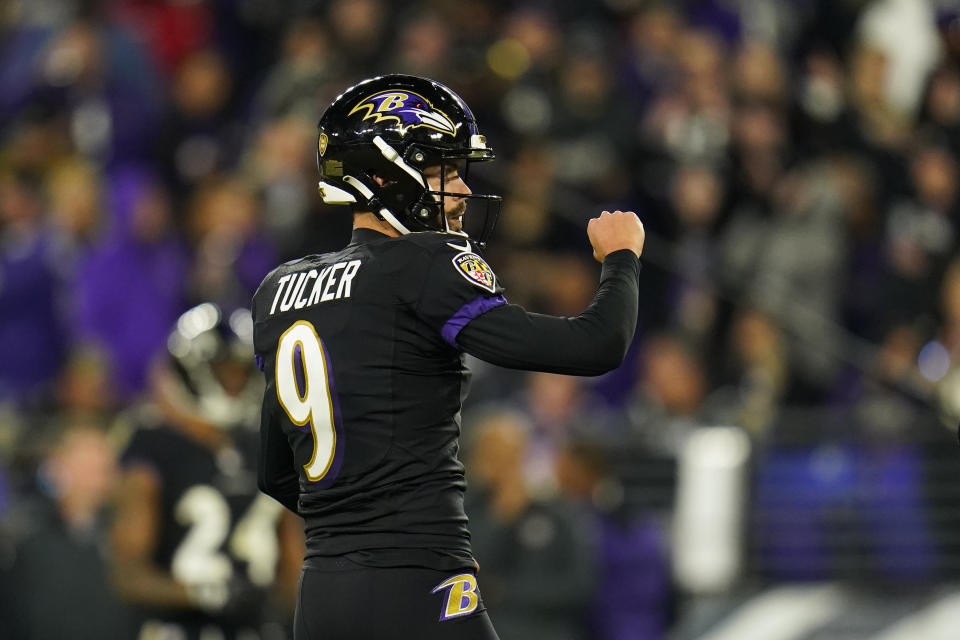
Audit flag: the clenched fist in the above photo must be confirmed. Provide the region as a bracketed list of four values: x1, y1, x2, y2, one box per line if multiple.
[587, 210, 645, 262]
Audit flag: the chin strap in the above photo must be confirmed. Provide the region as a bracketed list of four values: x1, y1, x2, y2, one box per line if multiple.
[377, 207, 412, 235]
[338, 175, 411, 234]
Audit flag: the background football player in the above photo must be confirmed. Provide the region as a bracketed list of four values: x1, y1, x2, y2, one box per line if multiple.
[111, 303, 304, 640]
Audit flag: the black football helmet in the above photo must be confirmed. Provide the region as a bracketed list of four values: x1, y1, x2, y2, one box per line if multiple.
[161, 303, 262, 430]
[316, 74, 502, 246]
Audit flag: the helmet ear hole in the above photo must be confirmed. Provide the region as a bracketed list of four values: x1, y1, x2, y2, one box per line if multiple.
[379, 179, 423, 216]
[409, 150, 427, 166]
[410, 199, 442, 227]
[405, 145, 436, 168]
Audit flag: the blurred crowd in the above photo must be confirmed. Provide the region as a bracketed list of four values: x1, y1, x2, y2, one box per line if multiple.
[3, 0, 960, 639]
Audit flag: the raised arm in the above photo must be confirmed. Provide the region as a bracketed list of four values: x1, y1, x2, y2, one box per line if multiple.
[457, 211, 644, 376]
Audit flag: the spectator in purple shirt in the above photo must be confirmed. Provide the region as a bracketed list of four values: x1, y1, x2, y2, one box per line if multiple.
[73, 167, 188, 397]
[0, 169, 67, 402]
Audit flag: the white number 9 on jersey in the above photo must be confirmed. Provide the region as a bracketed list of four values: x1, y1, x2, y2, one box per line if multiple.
[275, 320, 340, 482]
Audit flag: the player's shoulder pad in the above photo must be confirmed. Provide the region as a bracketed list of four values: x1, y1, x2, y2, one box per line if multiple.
[410, 233, 500, 294]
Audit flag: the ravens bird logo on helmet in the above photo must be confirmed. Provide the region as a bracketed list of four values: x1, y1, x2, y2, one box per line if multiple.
[348, 90, 457, 137]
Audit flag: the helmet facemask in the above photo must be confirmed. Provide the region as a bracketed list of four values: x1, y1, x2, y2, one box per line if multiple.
[383, 142, 502, 246]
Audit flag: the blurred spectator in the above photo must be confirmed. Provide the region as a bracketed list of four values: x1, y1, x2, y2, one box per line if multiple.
[918, 63, 960, 153]
[747, 159, 848, 398]
[392, 8, 453, 82]
[111, 0, 214, 76]
[848, 43, 913, 152]
[621, 5, 684, 112]
[0, 19, 163, 165]
[710, 308, 789, 436]
[792, 49, 861, 158]
[0, 106, 73, 177]
[494, 8, 564, 142]
[466, 410, 597, 640]
[932, 257, 960, 423]
[326, 0, 391, 79]
[833, 155, 887, 340]
[185, 175, 276, 311]
[494, 249, 597, 314]
[495, 142, 560, 249]
[508, 371, 615, 494]
[0, 422, 134, 639]
[641, 28, 731, 165]
[731, 40, 788, 105]
[252, 19, 341, 124]
[241, 114, 318, 259]
[854, 323, 934, 437]
[3, 342, 117, 523]
[501, 7, 564, 80]
[556, 439, 672, 640]
[0, 168, 68, 402]
[56, 343, 117, 423]
[551, 48, 632, 203]
[626, 334, 718, 457]
[156, 48, 242, 207]
[857, 0, 940, 117]
[73, 167, 188, 397]
[0, 446, 10, 521]
[45, 156, 104, 256]
[664, 163, 725, 343]
[881, 141, 960, 326]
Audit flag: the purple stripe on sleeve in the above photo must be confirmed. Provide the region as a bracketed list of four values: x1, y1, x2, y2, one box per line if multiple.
[441, 295, 507, 348]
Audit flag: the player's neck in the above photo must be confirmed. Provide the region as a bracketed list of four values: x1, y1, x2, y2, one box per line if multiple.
[353, 212, 401, 237]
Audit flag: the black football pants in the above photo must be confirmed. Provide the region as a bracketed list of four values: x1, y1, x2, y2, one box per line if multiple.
[295, 558, 500, 640]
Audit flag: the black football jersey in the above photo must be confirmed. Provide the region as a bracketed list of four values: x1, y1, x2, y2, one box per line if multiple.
[121, 421, 284, 638]
[252, 228, 506, 571]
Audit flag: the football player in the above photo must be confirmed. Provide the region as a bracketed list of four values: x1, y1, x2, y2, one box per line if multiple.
[254, 74, 645, 640]
[111, 303, 303, 640]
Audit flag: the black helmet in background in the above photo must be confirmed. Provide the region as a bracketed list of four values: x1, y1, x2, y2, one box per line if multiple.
[159, 302, 262, 431]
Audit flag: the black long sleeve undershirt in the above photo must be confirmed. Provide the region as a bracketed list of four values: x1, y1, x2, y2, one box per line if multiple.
[457, 249, 641, 376]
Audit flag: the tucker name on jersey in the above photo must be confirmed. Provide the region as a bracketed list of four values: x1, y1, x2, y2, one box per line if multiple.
[269, 259, 362, 315]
